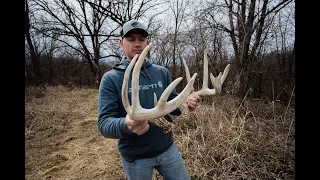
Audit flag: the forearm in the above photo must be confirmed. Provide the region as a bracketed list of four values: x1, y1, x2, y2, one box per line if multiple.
[98, 116, 133, 139]
[98, 73, 134, 139]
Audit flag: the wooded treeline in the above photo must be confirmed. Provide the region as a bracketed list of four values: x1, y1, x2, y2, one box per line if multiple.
[25, 0, 295, 102]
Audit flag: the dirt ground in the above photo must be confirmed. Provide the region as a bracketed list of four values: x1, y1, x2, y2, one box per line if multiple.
[25, 86, 127, 180]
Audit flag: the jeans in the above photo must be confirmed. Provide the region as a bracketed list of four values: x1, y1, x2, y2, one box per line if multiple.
[120, 143, 190, 180]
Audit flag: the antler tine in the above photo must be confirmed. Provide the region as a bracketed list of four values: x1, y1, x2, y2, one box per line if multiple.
[183, 48, 230, 98]
[209, 64, 230, 95]
[221, 64, 230, 84]
[202, 48, 209, 90]
[181, 57, 191, 82]
[121, 43, 197, 122]
[157, 73, 197, 108]
[121, 53, 139, 115]
[131, 43, 153, 113]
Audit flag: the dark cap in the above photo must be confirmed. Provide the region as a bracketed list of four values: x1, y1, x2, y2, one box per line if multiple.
[121, 20, 149, 38]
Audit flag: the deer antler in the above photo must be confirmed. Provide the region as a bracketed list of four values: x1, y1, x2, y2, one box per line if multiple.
[182, 48, 230, 98]
[122, 43, 197, 133]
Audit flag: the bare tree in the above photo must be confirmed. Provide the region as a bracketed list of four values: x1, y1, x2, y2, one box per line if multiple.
[25, 0, 42, 86]
[152, 36, 171, 67]
[30, 0, 116, 86]
[84, 0, 167, 24]
[168, 0, 191, 79]
[85, 0, 168, 61]
[181, 27, 207, 91]
[29, 0, 167, 87]
[200, 0, 293, 97]
[39, 35, 60, 85]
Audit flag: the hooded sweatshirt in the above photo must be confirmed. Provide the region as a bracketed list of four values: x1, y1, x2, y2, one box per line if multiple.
[98, 56, 181, 162]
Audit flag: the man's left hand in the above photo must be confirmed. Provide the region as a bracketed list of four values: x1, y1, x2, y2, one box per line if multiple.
[185, 88, 201, 112]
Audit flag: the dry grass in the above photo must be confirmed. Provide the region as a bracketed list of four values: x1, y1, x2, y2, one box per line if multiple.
[25, 85, 126, 180]
[25, 85, 295, 180]
[173, 93, 295, 180]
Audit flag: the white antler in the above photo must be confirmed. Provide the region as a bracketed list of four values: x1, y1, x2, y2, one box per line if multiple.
[122, 43, 197, 133]
[182, 48, 230, 98]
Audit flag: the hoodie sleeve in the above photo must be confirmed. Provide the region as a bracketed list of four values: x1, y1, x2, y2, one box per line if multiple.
[98, 73, 133, 139]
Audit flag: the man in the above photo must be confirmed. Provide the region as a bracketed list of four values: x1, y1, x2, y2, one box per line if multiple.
[98, 19, 200, 180]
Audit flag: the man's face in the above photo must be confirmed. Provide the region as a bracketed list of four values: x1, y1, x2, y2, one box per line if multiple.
[120, 32, 149, 60]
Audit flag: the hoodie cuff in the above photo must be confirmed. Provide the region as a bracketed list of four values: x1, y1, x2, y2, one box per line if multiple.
[120, 118, 134, 137]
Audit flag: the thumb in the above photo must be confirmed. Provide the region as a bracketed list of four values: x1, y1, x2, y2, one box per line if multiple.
[190, 87, 194, 94]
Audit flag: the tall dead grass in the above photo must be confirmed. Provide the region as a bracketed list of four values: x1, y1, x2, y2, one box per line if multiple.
[173, 90, 295, 179]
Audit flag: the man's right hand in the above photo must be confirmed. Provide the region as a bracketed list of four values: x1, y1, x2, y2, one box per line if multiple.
[125, 114, 150, 135]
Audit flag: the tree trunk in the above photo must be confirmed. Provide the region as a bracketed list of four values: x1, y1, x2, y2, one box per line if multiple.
[25, 0, 42, 86]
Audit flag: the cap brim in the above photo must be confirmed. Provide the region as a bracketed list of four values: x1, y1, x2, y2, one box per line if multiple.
[122, 28, 149, 38]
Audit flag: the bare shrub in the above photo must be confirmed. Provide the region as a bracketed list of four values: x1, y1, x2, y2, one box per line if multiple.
[25, 84, 48, 102]
[67, 81, 75, 90]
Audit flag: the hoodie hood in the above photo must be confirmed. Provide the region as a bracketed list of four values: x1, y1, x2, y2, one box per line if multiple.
[113, 55, 152, 80]
[113, 56, 152, 70]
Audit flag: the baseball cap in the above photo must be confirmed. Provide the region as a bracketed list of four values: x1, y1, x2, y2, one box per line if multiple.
[121, 19, 149, 38]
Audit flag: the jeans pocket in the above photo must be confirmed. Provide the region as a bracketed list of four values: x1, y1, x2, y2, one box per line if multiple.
[121, 156, 136, 164]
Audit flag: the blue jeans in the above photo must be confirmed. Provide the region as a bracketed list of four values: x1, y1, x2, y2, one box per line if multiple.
[120, 143, 190, 180]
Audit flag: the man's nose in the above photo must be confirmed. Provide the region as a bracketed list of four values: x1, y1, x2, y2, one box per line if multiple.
[134, 41, 141, 47]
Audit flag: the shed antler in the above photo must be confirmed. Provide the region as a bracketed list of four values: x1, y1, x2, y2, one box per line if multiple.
[122, 43, 197, 133]
[182, 48, 230, 98]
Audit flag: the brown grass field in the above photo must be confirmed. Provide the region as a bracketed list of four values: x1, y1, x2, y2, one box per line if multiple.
[25, 85, 295, 180]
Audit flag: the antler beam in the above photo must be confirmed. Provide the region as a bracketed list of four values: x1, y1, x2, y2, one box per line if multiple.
[121, 43, 197, 133]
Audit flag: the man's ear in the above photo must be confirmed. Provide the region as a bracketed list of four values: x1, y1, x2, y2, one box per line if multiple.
[120, 39, 124, 47]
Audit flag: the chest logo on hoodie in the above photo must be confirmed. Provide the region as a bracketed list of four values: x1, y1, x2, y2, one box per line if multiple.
[128, 81, 163, 92]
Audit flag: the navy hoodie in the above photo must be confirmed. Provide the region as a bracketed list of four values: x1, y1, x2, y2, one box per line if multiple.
[98, 56, 181, 162]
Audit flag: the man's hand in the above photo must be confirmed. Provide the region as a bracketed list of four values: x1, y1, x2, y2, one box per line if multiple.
[125, 114, 150, 135]
[185, 87, 201, 112]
